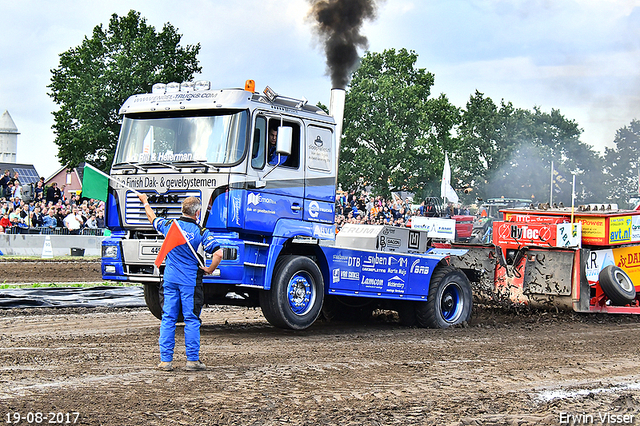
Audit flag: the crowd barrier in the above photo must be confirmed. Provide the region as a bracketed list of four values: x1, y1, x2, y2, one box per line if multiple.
[0, 232, 107, 257]
[2, 227, 106, 236]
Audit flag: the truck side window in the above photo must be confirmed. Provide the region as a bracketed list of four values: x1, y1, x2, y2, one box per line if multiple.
[267, 119, 300, 169]
[251, 116, 267, 169]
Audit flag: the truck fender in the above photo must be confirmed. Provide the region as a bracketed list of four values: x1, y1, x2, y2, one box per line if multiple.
[263, 219, 333, 290]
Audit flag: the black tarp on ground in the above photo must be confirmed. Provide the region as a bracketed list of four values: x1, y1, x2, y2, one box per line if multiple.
[0, 286, 145, 308]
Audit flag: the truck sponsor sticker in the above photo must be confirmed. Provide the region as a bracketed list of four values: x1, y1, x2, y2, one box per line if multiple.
[122, 176, 217, 192]
[609, 216, 632, 244]
[575, 216, 605, 244]
[307, 126, 332, 172]
[246, 192, 276, 215]
[410, 217, 455, 240]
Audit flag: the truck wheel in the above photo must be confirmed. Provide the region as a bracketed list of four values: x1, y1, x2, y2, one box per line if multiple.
[143, 283, 183, 322]
[259, 255, 324, 330]
[416, 265, 472, 328]
[599, 266, 637, 306]
[144, 284, 163, 320]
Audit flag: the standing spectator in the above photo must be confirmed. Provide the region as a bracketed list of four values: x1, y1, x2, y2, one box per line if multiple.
[0, 212, 11, 230]
[11, 180, 22, 200]
[55, 208, 66, 228]
[33, 181, 44, 203]
[96, 210, 105, 228]
[46, 182, 62, 205]
[63, 207, 83, 234]
[42, 208, 58, 232]
[32, 206, 44, 228]
[85, 215, 98, 229]
[9, 171, 19, 186]
[0, 170, 10, 198]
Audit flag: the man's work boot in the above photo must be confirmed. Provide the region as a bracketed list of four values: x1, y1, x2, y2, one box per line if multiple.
[185, 360, 206, 371]
[157, 361, 173, 371]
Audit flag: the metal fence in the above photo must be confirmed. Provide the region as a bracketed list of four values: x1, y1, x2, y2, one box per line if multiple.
[3, 226, 106, 236]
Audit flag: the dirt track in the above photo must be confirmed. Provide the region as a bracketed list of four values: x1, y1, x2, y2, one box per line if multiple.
[1, 260, 640, 425]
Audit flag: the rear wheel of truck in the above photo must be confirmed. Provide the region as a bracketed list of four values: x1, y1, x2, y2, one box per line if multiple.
[599, 265, 637, 306]
[259, 255, 324, 330]
[416, 265, 472, 328]
[143, 283, 183, 322]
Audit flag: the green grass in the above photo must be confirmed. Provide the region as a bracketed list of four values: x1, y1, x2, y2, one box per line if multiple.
[0, 282, 139, 289]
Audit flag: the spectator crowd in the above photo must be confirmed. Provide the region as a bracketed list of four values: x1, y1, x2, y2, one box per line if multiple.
[0, 169, 473, 236]
[0, 170, 106, 235]
[335, 191, 471, 231]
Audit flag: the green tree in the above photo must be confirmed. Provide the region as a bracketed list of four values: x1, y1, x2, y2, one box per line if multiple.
[456, 92, 605, 205]
[339, 48, 458, 199]
[456, 91, 530, 202]
[604, 119, 640, 206]
[48, 10, 201, 171]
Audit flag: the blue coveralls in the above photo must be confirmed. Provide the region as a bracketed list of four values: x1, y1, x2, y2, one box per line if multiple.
[153, 216, 219, 362]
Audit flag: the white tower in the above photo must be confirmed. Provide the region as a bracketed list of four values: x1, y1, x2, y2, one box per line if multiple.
[0, 110, 19, 163]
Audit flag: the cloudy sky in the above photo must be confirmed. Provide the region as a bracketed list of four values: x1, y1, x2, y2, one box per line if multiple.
[1, 0, 639, 178]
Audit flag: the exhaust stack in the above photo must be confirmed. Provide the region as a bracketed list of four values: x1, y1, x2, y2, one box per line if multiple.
[330, 88, 346, 169]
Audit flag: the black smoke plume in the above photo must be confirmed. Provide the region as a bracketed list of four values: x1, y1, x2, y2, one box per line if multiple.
[308, 0, 379, 88]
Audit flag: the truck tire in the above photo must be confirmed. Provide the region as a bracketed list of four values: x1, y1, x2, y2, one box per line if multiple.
[259, 255, 324, 330]
[416, 265, 472, 328]
[599, 265, 637, 306]
[143, 283, 183, 322]
[144, 284, 163, 320]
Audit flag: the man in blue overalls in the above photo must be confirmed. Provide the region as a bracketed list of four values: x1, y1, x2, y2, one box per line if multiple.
[138, 193, 223, 371]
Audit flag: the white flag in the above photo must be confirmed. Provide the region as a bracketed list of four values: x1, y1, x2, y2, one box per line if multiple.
[441, 153, 459, 203]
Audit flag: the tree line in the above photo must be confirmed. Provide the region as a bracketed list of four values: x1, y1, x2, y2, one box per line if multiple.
[48, 11, 639, 207]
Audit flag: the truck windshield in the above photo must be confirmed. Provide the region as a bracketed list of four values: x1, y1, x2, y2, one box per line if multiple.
[114, 110, 248, 165]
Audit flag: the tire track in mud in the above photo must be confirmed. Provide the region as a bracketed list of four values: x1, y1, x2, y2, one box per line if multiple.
[2, 307, 640, 425]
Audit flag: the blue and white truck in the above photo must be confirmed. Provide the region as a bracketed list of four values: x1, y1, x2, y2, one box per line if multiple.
[101, 80, 472, 330]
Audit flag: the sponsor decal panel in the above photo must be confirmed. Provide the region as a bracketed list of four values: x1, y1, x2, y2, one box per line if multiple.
[612, 245, 640, 290]
[576, 216, 606, 245]
[329, 250, 437, 295]
[609, 216, 632, 244]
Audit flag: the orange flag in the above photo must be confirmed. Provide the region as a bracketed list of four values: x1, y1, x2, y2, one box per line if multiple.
[154, 221, 187, 267]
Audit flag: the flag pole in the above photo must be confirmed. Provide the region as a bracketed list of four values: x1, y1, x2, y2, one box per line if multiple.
[175, 221, 205, 268]
[570, 174, 576, 224]
[550, 161, 554, 206]
[85, 163, 142, 195]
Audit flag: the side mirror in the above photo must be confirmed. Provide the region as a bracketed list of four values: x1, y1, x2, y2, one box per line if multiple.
[276, 126, 292, 156]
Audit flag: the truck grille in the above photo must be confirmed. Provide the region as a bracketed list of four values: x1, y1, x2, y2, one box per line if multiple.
[125, 190, 202, 224]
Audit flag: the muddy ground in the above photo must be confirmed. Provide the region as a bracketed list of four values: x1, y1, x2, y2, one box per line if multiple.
[1, 259, 640, 425]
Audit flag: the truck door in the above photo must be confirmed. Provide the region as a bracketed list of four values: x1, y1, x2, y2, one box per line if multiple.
[242, 114, 304, 234]
[304, 124, 336, 226]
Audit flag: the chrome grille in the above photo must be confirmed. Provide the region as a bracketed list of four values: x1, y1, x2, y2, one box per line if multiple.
[125, 190, 202, 225]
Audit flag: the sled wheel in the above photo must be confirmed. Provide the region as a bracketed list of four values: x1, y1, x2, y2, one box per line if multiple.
[259, 255, 324, 330]
[416, 265, 472, 328]
[144, 283, 184, 322]
[599, 265, 636, 306]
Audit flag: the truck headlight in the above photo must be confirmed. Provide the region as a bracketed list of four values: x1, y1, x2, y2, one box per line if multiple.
[103, 245, 118, 258]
